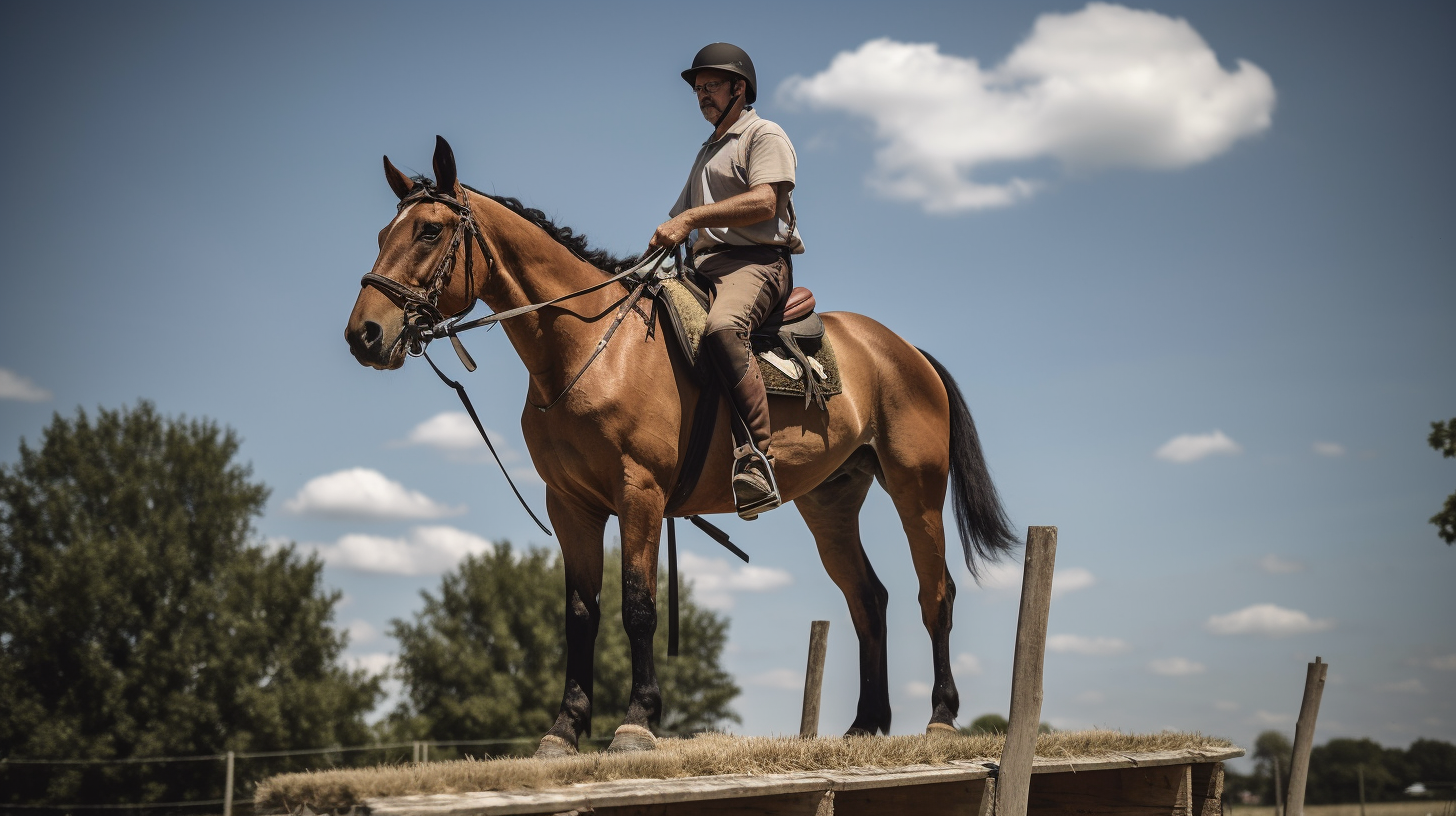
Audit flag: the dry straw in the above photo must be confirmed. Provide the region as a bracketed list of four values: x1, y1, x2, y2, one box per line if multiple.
[255, 730, 1232, 812]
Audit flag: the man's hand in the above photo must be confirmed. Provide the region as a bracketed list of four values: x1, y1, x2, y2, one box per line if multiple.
[649, 215, 694, 251]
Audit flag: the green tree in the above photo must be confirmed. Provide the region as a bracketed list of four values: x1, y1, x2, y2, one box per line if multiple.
[1430, 418, 1456, 544]
[1403, 738, 1456, 787]
[0, 403, 381, 806]
[957, 713, 1050, 735]
[1305, 738, 1406, 804]
[1253, 730, 1294, 805]
[388, 544, 740, 749]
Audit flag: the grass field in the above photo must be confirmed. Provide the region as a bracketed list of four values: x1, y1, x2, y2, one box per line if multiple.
[1231, 804, 1455, 816]
[255, 729, 1234, 811]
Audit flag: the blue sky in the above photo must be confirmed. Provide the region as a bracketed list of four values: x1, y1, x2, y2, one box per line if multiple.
[2, 1, 1452, 765]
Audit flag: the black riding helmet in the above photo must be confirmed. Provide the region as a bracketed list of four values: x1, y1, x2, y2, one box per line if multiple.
[681, 42, 757, 105]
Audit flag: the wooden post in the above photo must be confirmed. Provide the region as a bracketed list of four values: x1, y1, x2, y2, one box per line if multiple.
[1358, 765, 1366, 816]
[800, 620, 830, 737]
[1285, 657, 1328, 816]
[412, 740, 420, 763]
[1273, 755, 1283, 816]
[996, 526, 1057, 816]
[223, 751, 234, 816]
[423, 741, 430, 763]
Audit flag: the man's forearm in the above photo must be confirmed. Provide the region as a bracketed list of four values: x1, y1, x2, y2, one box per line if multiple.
[680, 184, 778, 229]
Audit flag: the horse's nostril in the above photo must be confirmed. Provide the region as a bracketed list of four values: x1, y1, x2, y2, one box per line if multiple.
[362, 321, 382, 345]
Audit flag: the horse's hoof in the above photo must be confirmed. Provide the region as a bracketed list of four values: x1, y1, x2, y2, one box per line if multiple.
[844, 726, 874, 738]
[534, 734, 578, 758]
[926, 722, 958, 735]
[607, 724, 657, 752]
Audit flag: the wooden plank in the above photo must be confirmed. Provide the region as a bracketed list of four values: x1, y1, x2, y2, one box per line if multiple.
[1026, 764, 1192, 816]
[835, 777, 988, 816]
[1191, 762, 1225, 816]
[362, 748, 1245, 816]
[364, 775, 832, 816]
[1286, 657, 1328, 816]
[596, 789, 833, 815]
[998, 525, 1059, 816]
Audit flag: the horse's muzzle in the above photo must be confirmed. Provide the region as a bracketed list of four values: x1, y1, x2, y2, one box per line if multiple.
[345, 317, 405, 370]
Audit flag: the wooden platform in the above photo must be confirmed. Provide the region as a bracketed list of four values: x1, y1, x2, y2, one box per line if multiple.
[357, 747, 1240, 816]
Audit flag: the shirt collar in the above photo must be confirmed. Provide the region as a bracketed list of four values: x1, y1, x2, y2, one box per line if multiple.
[703, 107, 759, 146]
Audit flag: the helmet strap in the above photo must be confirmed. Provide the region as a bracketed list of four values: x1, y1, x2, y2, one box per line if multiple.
[713, 91, 743, 132]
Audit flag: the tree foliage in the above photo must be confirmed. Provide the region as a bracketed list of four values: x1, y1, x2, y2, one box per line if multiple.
[1227, 733, 1456, 805]
[957, 713, 1050, 735]
[388, 543, 740, 748]
[0, 403, 380, 805]
[1429, 418, 1456, 544]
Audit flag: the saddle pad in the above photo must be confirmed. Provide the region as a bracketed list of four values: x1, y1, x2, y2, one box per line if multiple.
[658, 278, 843, 401]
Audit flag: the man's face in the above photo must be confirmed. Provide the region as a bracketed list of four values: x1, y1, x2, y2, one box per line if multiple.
[692, 68, 740, 124]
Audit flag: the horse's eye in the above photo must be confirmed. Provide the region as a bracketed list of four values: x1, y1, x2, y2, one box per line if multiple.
[419, 223, 443, 241]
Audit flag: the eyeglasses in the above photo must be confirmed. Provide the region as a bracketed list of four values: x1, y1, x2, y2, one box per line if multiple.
[692, 80, 731, 95]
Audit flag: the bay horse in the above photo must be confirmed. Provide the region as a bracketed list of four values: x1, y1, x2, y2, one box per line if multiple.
[344, 136, 1018, 756]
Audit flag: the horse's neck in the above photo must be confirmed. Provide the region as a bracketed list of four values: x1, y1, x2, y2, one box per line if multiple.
[471, 196, 628, 394]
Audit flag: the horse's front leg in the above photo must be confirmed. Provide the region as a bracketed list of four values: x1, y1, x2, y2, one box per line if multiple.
[535, 491, 608, 758]
[607, 480, 667, 752]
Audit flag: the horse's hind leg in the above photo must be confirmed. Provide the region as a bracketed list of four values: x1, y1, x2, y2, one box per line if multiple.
[793, 446, 892, 736]
[877, 419, 960, 732]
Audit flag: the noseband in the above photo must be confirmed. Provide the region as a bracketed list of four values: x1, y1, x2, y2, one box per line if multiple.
[360, 184, 492, 358]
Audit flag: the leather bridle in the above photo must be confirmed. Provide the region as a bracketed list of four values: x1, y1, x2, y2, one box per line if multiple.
[360, 184, 491, 361]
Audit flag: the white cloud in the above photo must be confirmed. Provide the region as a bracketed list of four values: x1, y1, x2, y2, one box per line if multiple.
[284, 468, 463, 520]
[972, 561, 1095, 596]
[1205, 603, 1333, 637]
[1421, 655, 1456, 672]
[1156, 430, 1242, 463]
[1149, 657, 1207, 676]
[399, 412, 518, 462]
[1252, 710, 1293, 726]
[312, 525, 494, 575]
[346, 652, 395, 676]
[747, 669, 802, 690]
[0, 368, 51, 402]
[1214, 700, 1240, 712]
[1048, 634, 1131, 656]
[1259, 554, 1305, 574]
[905, 680, 933, 699]
[954, 653, 984, 676]
[1312, 441, 1346, 457]
[679, 550, 792, 610]
[975, 560, 1025, 590]
[1053, 567, 1096, 596]
[1378, 678, 1426, 694]
[778, 3, 1274, 213]
[345, 619, 380, 645]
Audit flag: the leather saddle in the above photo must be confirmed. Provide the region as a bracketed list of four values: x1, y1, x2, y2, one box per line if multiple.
[658, 271, 830, 409]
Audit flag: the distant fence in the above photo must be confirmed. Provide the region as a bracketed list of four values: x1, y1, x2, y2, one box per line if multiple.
[1, 736, 619, 814]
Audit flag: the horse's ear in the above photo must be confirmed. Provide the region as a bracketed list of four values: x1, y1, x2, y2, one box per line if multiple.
[383, 155, 414, 200]
[432, 135, 459, 195]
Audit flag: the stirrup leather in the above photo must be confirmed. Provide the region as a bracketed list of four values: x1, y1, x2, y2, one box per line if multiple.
[731, 444, 781, 521]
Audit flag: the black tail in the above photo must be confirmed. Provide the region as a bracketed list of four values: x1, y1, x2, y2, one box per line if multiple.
[919, 349, 1021, 578]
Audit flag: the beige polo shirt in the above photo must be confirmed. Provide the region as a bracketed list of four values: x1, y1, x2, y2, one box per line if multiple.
[669, 109, 805, 255]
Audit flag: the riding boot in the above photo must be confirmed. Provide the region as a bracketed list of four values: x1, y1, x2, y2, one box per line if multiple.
[705, 326, 781, 519]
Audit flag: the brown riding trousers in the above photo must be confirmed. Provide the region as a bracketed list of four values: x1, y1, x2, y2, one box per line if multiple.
[696, 245, 793, 457]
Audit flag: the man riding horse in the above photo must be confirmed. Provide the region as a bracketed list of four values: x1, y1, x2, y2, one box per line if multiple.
[648, 43, 803, 520]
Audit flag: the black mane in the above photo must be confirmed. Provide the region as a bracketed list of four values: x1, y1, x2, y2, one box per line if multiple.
[410, 176, 640, 272]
